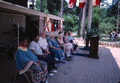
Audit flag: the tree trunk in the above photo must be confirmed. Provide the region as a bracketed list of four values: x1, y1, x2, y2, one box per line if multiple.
[39, 0, 42, 12]
[80, 2, 87, 40]
[77, 8, 83, 37]
[85, 0, 93, 47]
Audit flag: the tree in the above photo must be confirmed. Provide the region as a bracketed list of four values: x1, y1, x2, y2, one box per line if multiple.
[91, 6, 102, 29]
[63, 14, 78, 32]
[99, 22, 116, 34]
[47, 0, 61, 15]
[36, 0, 49, 13]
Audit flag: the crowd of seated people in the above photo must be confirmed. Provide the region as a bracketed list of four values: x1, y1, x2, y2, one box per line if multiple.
[15, 31, 77, 83]
[57, 32, 75, 60]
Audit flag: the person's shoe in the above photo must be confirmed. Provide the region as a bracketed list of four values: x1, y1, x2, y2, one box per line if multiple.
[68, 56, 73, 58]
[45, 79, 48, 83]
[60, 60, 65, 64]
[51, 70, 57, 73]
[53, 66, 58, 69]
[54, 57, 59, 62]
[48, 73, 54, 77]
[66, 58, 72, 61]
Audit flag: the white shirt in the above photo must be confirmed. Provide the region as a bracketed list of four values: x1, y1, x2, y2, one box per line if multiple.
[67, 35, 73, 41]
[29, 41, 43, 55]
[39, 37, 48, 50]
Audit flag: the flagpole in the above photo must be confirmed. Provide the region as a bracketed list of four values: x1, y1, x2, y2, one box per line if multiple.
[78, 8, 83, 37]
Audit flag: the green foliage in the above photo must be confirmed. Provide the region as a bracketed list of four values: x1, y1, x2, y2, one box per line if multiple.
[102, 17, 117, 25]
[63, 14, 79, 32]
[36, 0, 49, 13]
[91, 6, 102, 28]
[47, 0, 61, 15]
[99, 22, 116, 34]
[106, 1, 118, 17]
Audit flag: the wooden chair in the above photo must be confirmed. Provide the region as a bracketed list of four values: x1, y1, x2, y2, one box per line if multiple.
[13, 50, 31, 83]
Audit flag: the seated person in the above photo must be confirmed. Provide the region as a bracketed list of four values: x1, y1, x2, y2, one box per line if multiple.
[29, 34, 57, 77]
[63, 32, 69, 44]
[39, 31, 57, 69]
[57, 33, 64, 50]
[57, 33, 74, 59]
[16, 36, 48, 83]
[67, 31, 78, 51]
[39, 32, 50, 55]
[48, 32, 65, 63]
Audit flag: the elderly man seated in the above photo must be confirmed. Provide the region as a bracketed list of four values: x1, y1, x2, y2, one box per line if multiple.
[29, 33, 57, 77]
[67, 31, 78, 51]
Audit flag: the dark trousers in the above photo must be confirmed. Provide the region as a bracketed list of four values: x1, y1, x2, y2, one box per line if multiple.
[37, 54, 55, 73]
[69, 40, 78, 51]
[73, 44, 78, 51]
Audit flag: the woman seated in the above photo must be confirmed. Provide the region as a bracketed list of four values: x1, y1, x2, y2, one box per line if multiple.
[67, 31, 78, 51]
[15, 36, 48, 83]
[48, 33, 65, 63]
[57, 33, 74, 59]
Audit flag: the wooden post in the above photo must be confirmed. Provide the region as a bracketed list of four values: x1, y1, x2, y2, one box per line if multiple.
[81, 1, 87, 40]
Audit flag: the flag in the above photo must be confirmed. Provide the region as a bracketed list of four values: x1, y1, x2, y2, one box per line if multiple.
[79, 0, 87, 9]
[92, 0, 100, 7]
[44, 17, 51, 32]
[68, 0, 76, 8]
[51, 23, 54, 32]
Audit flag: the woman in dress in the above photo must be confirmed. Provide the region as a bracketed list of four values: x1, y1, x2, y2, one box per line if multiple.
[57, 33, 74, 60]
[48, 33, 65, 63]
[16, 36, 48, 83]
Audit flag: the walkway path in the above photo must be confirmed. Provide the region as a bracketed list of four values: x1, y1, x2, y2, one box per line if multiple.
[48, 47, 120, 83]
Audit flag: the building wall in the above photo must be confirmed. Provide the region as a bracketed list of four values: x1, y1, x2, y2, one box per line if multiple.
[39, 17, 45, 34]
[0, 12, 26, 45]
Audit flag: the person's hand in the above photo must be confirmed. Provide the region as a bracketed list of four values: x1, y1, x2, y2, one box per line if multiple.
[47, 51, 50, 54]
[56, 48, 60, 50]
[44, 53, 48, 57]
[46, 49, 50, 54]
[73, 51, 76, 54]
[37, 62, 40, 66]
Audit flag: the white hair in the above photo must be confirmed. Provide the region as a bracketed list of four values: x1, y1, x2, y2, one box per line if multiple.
[58, 34, 62, 38]
[49, 32, 54, 37]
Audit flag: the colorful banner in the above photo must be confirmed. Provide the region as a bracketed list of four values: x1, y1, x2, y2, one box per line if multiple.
[92, 0, 100, 7]
[68, 0, 76, 8]
[79, 0, 87, 9]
